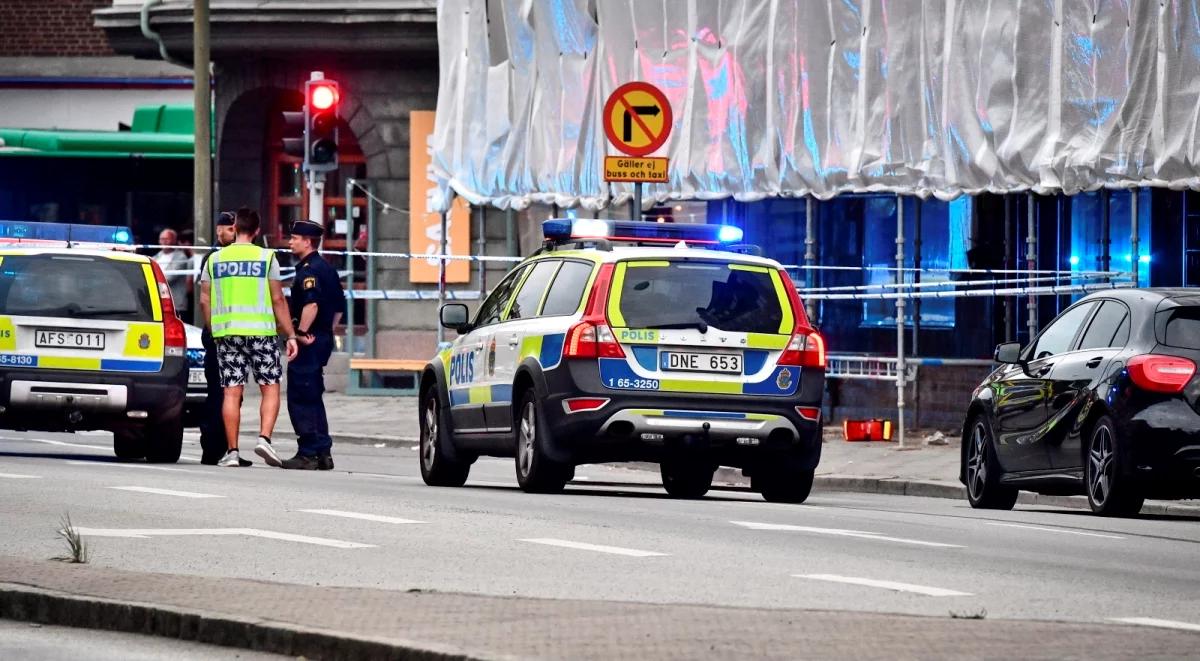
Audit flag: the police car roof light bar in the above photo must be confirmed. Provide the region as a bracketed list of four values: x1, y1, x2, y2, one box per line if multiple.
[542, 218, 745, 248]
[0, 220, 135, 250]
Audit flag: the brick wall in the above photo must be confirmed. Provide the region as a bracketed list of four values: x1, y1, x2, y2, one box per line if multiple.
[0, 0, 115, 56]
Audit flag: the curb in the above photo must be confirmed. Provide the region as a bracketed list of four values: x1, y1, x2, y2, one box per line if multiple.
[712, 468, 1200, 516]
[0, 583, 476, 661]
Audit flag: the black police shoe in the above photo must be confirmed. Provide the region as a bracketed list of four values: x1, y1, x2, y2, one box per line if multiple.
[281, 454, 320, 470]
[317, 455, 334, 471]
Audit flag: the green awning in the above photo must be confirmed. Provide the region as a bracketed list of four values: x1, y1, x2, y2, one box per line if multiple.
[0, 104, 195, 160]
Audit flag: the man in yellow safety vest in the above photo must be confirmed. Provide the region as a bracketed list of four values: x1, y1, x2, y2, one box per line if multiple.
[199, 208, 299, 467]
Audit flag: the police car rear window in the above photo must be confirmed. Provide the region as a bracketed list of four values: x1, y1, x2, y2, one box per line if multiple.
[614, 261, 785, 334]
[0, 255, 154, 321]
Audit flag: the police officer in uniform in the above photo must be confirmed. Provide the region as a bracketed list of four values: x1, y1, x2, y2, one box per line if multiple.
[281, 219, 345, 470]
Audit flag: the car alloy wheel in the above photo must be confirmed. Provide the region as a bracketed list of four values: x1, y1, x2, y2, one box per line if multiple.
[518, 400, 536, 479]
[1088, 424, 1115, 508]
[966, 420, 988, 502]
[422, 397, 439, 472]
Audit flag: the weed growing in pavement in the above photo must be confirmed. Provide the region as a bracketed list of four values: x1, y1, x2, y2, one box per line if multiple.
[949, 608, 987, 620]
[53, 513, 89, 564]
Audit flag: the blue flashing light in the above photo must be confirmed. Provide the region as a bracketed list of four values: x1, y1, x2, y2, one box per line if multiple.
[0, 220, 134, 247]
[1068, 255, 1080, 266]
[1124, 253, 1133, 262]
[718, 225, 744, 243]
[1140, 254, 1151, 264]
[542, 218, 737, 246]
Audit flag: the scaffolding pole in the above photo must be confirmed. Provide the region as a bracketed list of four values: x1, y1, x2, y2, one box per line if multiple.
[895, 195, 906, 448]
[1131, 190, 1140, 287]
[805, 196, 817, 322]
[1026, 193, 1038, 341]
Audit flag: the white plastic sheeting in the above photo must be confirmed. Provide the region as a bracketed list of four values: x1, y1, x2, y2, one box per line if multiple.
[429, 0, 1200, 212]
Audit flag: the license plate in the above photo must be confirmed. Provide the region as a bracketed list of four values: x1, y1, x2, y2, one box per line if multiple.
[660, 351, 742, 374]
[35, 329, 105, 350]
[188, 370, 206, 385]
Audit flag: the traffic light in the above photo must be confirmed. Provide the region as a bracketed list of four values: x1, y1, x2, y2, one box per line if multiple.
[278, 73, 340, 173]
[305, 77, 339, 172]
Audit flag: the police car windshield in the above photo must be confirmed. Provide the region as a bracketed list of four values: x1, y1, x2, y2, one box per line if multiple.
[0, 255, 154, 322]
[615, 261, 786, 334]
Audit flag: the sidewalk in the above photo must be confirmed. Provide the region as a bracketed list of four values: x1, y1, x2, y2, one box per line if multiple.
[240, 390, 1200, 516]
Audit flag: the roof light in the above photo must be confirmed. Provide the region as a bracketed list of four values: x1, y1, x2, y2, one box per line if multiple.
[718, 225, 744, 243]
[0, 220, 135, 249]
[541, 218, 746, 247]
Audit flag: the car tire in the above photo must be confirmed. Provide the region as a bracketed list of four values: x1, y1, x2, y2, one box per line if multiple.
[1085, 415, 1144, 517]
[419, 386, 470, 487]
[144, 416, 183, 463]
[757, 461, 815, 504]
[113, 430, 146, 460]
[515, 391, 571, 494]
[964, 414, 1018, 510]
[660, 458, 714, 499]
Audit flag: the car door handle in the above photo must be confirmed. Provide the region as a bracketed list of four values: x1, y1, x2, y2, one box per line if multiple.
[507, 335, 520, 347]
[1086, 356, 1103, 369]
[1034, 364, 1053, 377]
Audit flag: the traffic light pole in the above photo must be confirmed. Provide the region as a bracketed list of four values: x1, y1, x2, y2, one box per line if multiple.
[308, 169, 325, 224]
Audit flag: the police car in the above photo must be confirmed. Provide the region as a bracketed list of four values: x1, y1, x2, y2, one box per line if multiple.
[420, 219, 826, 503]
[0, 221, 188, 462]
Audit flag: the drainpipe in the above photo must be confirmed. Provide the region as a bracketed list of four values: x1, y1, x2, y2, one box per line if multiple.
[141, 0, 189, 67]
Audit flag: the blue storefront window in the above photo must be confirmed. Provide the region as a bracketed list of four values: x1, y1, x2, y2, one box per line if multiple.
[1068, 190, 1151, 286]
[861, 196, 970, 327]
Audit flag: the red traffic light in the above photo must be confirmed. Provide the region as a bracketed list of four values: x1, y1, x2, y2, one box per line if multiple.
[310, 84, 338, 110]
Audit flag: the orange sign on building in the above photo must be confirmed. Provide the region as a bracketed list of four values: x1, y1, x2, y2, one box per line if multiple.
[409, 111, 469, 283]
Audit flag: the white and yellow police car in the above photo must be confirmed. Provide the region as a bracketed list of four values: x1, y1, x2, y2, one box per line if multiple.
[420, 219, 826, 503]
[0, 221, 188, 462]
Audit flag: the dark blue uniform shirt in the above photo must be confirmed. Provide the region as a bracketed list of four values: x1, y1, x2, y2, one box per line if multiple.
[289, 252, 346, 334]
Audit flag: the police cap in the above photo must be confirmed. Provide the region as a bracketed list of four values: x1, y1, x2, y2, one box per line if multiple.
[215, 210, 235, 226]
[289, 219, 324, 238]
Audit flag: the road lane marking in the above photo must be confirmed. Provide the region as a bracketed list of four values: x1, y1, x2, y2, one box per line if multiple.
[519, 538, 668, 557]
[0, 472, 41, 479]
[986, 522, 1125, 539]
[298, 509, 425, 525]
[795, 574, 973, 597]
[108, 486, 223, 499]
[71, 527, 374, 549]
[1109, 617, 1200, 633]
[24, 438, 109, 451]
[731, 521, 964, 548]
[67, 461, 193, 473]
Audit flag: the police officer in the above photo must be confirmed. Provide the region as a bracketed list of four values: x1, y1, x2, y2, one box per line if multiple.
[281, 219, 345, 470]
[198, 211, 238, 465]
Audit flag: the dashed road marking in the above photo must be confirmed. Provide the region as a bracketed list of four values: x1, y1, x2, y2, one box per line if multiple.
[298, 509, 425, 524]
[67, 461, 193, 473]
[519, 538, 668, 557]
[72, 527, 375, 549]
[731, 521, 965, 548]
[0, 472, 41, 479]
[1109, 617, 1200, 633]
[24, 438, 109, 451]
[795, 574, 973, 597]
[986, 521, 1125, 539]
[108, 486, 223, 499]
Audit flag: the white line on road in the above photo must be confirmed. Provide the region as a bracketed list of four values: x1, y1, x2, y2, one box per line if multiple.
[24, 438, 109, 451]
[72, 527, 374, 549]
[1109, 617, 1200, 633]
[519, 538, 668, 557]
[67, 461, 192, 473]
[0, 472, 41, 479]
[298, 509, 425, 525]
[986, 522, 1125, 539]
[108, 486, 223, 499]
[731, 521, 965, 548]
[795, 574, 973, 597]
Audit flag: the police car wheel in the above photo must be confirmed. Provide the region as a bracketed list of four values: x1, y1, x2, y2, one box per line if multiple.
[113, 430, 146, 460]
[660, 458, 714, 499]
[757, 463, 815, 504]
[515, 393, 570, 494]
[144, 417, 184, 464]
[419, 388, 470, 487]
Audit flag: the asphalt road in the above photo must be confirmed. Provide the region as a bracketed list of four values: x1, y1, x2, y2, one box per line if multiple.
[1, 430, 1199, 634]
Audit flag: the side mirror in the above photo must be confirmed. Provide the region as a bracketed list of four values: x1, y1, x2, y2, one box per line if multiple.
[439, 303, 471, 333]
[994, 342, 1023, 365]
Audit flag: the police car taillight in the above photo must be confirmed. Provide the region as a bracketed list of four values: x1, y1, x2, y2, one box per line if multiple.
[778, 331, 825, 368]
[149, 260, 186, 357]
[563, 263, 625, 360]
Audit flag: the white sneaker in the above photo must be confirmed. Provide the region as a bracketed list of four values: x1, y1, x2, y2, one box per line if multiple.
[254, 437, 282, 467]
[217, 450, 243, 467]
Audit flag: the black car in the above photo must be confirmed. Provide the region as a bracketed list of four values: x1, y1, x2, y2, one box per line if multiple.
[962, 288, 1200, 516]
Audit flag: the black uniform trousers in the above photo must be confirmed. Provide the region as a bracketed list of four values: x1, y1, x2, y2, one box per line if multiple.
[287, 332, 334, 457]
[198, 330, 226, 463]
